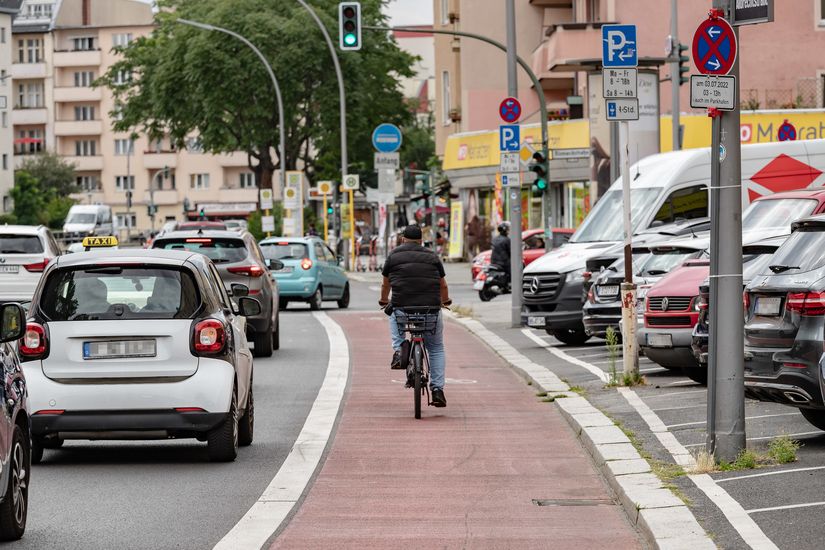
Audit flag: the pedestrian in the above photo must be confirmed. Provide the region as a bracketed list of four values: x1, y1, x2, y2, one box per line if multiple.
[465, 214, 481, 258]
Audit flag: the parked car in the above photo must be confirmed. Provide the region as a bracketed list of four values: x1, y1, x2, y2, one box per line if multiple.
[259, 237, 349, 310]
[744, 215, 825, 429]
[152, 230, 280, 356]
[470, 228, 572, 281]
[20, 243, 257, 463]
[0, 302, 30, 539]
[177, 221, 228, 231]
[0, 226, 62, 303]
[224, 219, 249, 232]
[62, 204, 113, 239]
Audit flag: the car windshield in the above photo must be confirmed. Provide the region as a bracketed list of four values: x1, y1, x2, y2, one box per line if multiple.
[0, 235, 43, 254]
[766, 229, 825, 274]
[40, 266, 200, 321]
[742, 198, 817, 233]
[66, 213, 97, 224]
[640, 250, 703, 276]
[261, 242, 309, 260]
[570, 188, 662, 243]
[154, 238, 248, 264]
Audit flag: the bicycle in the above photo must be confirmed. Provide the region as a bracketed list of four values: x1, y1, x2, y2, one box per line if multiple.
[392, 306, 441, 419]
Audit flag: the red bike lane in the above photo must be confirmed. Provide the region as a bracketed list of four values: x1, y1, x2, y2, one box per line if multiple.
[272, 311, 641, 549]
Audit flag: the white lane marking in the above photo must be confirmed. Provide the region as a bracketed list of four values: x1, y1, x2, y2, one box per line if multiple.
[645, 389, 709, 398]
[640, 367, 667, 374]
[666, 412, 801, 429]
[666, 380, 700, 387]
[566, 351, 611, 359]
[716, 466, 825, 483]
[213, 311, 349, 550]
[652, 404, 707, 412]
[689, 474, 780, 550]
[618, 387, 695, 467]
[521, 329, 609, 383]
[683, 431, 824, 448]
[747, 501, 825, 514]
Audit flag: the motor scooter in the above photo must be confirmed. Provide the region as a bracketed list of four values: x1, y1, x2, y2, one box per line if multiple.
[474, 264, 510, 302]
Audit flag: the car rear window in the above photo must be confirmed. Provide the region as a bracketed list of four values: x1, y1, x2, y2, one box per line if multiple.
[40, 266, 200, 321]
[0, 235, 43, 254]
[640, 250, 703, 276]
[767, 229, 825, 274]
[154, 238, 248, 264]
[742, 198, 818, 233]
[261, 242, 309, 260]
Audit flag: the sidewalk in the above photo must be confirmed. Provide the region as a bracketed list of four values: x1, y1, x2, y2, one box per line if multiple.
[271, 312, 642, 549]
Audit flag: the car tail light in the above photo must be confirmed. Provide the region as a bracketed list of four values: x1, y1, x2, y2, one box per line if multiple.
[301, 258, 313, 270]
[33, 410, 64, 415]
[227, 264, 264, 277]
[23, 259, 48, 272]
[185, 238, 213, 244]
[582, 271, 592, 282]
[786, 291, 825, 316]
[19, 322, 47, 359]
[175, 407, 206, 413]
[587, 289, 595, 303]
[743, 291, 750, 313]
[783, 362, 808, 369]
[193, 319, 226, 354]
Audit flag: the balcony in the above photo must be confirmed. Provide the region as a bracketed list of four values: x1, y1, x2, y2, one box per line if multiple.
[53, 49, 102, 68]
[53, 86, 103, 103]
[142, 189, 179, 206]
[217, 151, 249, 168]
[142, 152, 178, 170]
[11, 63, 47, 79]
[529, 0, 572, 4]
[11, 108, 47, 125]
[218, 187, 258, 204]
[69, 191, 105, 204]
[533, 23, 609, 76]
[55, 119, 103, 137]
[63, 155, 103, 171]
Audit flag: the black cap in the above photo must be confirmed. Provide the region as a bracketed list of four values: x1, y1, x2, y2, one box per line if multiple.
[403, 225, 422, 240]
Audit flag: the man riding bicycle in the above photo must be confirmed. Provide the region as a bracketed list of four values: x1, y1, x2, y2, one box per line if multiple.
[379, 225, 451, 407]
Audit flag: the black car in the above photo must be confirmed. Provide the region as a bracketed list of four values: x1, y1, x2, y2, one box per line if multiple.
[744, 216, 825, 429]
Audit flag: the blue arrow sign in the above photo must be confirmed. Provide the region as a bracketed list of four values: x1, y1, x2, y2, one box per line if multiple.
[499, 125, 520, 152]
[602, 25, 637, 68]
[372, 123, 403, 153]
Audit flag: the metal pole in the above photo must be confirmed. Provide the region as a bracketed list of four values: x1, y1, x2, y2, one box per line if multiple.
[670, 0, 681, 150]
[149, 170, 159, 234]
[505, 0, 523, 329]
[176, 19, 287, 201]
[323, 194, 329, 242]
[620, 121, 638, 379]
[710, 0, 745, 463]
[126, 139, 132, 242]
[295, 0, 350, 268]
[609, 121, 620, 184]
[707, 113, 721, 455]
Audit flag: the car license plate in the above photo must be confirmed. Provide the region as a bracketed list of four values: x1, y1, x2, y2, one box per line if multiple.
[755, 296, 781, 316]
[647, 333, 672, 348]
[274, 266, 293, 274]
[527, 316, 546, 328]
[0, 265, 19, 274]
[598, 285, 619, 297]
[83, 339, 157, 360]
[473, 279, 484, 290]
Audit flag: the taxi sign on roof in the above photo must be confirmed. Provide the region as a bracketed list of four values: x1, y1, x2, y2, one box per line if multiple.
[82, 236, 118, 249]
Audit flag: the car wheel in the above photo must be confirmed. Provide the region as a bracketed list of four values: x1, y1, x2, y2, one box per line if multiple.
[207, 386, 239, 462]
[337, 284, 350, 309]
[238, 385, 254, 447]
[682, 368, 708, 385]
[547, 328, 591, 346]
[253, 324, 273, 358]
[279, 298, 289, 310]
[799, 408, 825, 431]
[0, 426, 28, 540]
[309, 288, 323, 311]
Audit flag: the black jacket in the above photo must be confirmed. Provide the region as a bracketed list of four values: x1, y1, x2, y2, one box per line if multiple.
[490, 234, 511, 271]
[382, 243, 445, 307]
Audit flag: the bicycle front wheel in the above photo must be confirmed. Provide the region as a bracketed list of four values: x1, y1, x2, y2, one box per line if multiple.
[413, 343, 423, 419]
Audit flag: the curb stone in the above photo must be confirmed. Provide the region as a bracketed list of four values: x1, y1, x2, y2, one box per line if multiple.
[453, 316, 717, 550]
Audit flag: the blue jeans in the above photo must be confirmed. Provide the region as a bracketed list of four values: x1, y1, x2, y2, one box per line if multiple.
[389, 310, 445, 390]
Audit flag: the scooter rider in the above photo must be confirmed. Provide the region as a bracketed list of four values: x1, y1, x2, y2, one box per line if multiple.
[490, 222, 512, 282]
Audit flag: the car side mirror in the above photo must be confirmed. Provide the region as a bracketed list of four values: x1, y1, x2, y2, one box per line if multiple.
[238, 297, 261, 317]
[0, 303, 25, 343]
[231, 283, 249, 297]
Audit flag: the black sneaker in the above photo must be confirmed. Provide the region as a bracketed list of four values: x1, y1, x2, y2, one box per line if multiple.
[390, 350, 403, 370]
[431, 388, 447, 408]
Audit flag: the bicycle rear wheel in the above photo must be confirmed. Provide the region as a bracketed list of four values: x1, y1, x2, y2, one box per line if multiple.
[413, 343, 423, 419]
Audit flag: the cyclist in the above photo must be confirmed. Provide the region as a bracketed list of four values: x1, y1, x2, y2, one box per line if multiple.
[490, 221, 512, 282]
[379, 224, 451, 407]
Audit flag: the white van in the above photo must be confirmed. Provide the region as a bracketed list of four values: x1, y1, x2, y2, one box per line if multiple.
[523, 139, 825, 344]
[63, 204, 114, 238]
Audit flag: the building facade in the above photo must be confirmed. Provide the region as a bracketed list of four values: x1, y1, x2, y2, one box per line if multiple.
[0, 1, 20, 213]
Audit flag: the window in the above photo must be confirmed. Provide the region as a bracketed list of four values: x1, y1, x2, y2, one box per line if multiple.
[114, 138, 134, 156]
[2, 155, 7, 170]
[72, 37, 96, 51]
[1, 112, 7, 128]
[17, 39, 42, 63]
[0, 69, 6, 87]
[820, 0, 825, 25]
[74, 105, 95, 121]
[76, 176, 99, 191]
[1, 27, 6, 44]
[154, 237, 248, 264]
[441, 71, 451, 124]
[16, 82, 43, 108]
[185, 137, 203, 153]
[74, 71, 95, 87]
[652, 185, 708, 224]
[16, 128, 43, 155]
[113, 70, 132, 85]
[112, 33, 133, 48]
[0, 235, 43, 254]
[25, 3, 52, 19]
[115, 175, 135, 191]
[115, 213, 136, 229]
[239, 172, 256, 188]
[75, 140, 96, 156]
[261, 242, 309, 260]
[440, 0, 450, 24]
[190, 174, 210, 190]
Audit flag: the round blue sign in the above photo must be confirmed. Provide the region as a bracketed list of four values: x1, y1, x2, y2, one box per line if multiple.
[372, 123, 403, 153]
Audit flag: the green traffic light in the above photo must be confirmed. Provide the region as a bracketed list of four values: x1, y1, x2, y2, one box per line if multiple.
[344, 33, 357, 46]
[536, 178, 547, 191]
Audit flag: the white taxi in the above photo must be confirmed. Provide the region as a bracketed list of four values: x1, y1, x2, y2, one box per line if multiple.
[19, 237, 258, 463]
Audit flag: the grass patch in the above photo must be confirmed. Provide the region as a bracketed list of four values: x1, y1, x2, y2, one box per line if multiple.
[662, 482, 692, 506]
[650, 459, 686, 481]
[568, 385, 586, 395]
[535, 391, 548, 397]
[718, 449, 760, 471]
[450, 305, 474, 318]
[690, 436, 801, 473]
[605, 326, 620, 385]
[552, 393, 569, 399]
[691, 450, 717, 474]
[541, 396, 556, 403]
[768, 435, 801, 464]
[622, 370, 645, 387]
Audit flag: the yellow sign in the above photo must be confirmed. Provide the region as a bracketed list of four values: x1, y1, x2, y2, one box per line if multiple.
[82, 236, 118, 248]
[448, 202, 464, 259]
[318, 181, 333, 195]
[340, 219, 352, 239]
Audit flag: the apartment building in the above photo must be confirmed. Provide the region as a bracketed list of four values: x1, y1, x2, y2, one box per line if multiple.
[12, 0, 262, 235]
[0, 1, 19, 213]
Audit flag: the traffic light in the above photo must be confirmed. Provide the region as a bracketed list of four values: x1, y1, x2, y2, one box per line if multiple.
[183, 198, 191, 212]
[199, 207, 206, 219]
[338, 2, 361, 51]
[529, 151, 548, 194]
[677, 43, 689, 86]
[162, 165, 170, 179]
[147, 204, 157, 217]
[326, 203, 334, 216]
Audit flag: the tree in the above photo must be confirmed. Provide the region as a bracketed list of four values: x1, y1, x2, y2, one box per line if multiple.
[10, 171, 48, 226]
[99, 0, 415, 191]
[12, 153, 78, 228]
[18, 152, 78, 197]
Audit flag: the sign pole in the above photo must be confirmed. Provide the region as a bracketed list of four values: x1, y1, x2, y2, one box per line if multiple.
[323, 194, 328, 242]
[505, 0, 523, 329]
[706, 111, 721, 454]
[620, 120, 638, 380]
[349, 189, 356, 269]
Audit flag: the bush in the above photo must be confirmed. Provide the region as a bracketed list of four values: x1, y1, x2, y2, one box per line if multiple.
[768, 435, 800, 464]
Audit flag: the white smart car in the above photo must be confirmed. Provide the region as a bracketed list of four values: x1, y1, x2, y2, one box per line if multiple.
[19, 238, 259, 463]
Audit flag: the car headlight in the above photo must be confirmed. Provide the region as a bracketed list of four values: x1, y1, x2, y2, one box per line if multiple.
[566, 267, 587, 283]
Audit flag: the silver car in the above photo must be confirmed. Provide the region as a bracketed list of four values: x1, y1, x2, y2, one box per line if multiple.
[0, 225, 62, 303]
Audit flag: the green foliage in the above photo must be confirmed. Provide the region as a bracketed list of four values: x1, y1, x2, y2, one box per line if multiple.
[247, 203, 283, 241]
[10, 154, 78, 228]
[401, 111, 437, 172]
[605, 326, 620, 385]
[45, 196, 76, 230]
[17, 152, 78, 197]
[768, 435, 800, 464]
[0, 214, 15, 225]
[10, 171, 48, 226]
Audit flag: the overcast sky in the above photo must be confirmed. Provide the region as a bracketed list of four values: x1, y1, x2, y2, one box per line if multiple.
[384, 0, 434, 26]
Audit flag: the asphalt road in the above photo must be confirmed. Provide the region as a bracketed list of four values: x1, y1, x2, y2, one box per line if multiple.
[10, 306, 332, 550]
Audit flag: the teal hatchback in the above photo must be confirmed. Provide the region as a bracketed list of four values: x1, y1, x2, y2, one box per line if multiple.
[259, 237, 350, 310]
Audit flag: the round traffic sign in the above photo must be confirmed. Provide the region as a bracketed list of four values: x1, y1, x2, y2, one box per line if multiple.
[372, 123, 403, 153]
[499, 97, 522, 123]
[692, 17, 737, 75]
[778, 120, 797, 142]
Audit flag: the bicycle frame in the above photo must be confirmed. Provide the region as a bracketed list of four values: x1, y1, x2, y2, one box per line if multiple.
[393, 307, 439, 418]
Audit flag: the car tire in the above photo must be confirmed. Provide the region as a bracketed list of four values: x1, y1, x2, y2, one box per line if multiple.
[548, 328, 591, 346]
[682, 368, 707, 385]
[799, 408, 825, 431]
[30, 440, 43, 466]
[272, 314, 280, 351]
[207, 386, 239, 462]
[309, 288, 323, 311]
[279, 298, 289, 310]
[253, 324, 273, 358]
[0, 426, 28, 541]
[337, 284, 350, 309]
[238, 385, 254, 447]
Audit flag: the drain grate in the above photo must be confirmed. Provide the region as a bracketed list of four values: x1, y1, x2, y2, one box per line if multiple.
[532, 498, 615, 507]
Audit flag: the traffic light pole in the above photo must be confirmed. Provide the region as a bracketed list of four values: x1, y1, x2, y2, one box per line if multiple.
[670, 0, 681, 151]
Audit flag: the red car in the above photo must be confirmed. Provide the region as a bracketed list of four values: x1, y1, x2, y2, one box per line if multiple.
[471, 228, 573, 280]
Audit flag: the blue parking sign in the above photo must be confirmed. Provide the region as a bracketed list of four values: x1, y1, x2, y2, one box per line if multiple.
[499, 125, 520, 152]
[602, 25, 637, 68]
